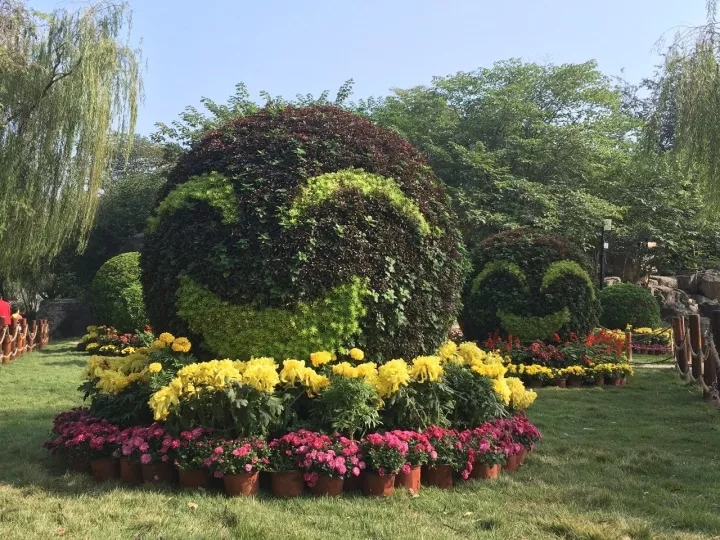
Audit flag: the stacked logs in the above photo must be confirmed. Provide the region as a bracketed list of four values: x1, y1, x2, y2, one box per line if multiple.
[0, 317, 49, 365]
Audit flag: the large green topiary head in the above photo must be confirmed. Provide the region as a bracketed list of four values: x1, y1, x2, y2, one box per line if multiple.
[598, 283, 661, 330]
[140, 105, 466, 361]
[459, 229, 599, 341]
[90, 252, 149, 333]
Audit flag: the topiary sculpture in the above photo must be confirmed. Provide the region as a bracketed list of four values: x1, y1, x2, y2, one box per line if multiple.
[459, 229, 599, 341]
[598, 283, 661, 330]
[140, 105, 466, 361]
[90, 252, 149, 333]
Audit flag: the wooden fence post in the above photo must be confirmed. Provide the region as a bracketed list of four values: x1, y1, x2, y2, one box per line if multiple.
[689, 314, 703, 380]
[706, 311, 720, 390]
[673, 316, 688, 374]
[625, 331, 633, 362]
[28, 320, 37, 352]
[0, 316, 7, 365]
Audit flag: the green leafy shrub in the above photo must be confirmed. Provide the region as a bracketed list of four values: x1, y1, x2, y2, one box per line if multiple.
[598, 283, 661, 330]
[310, 376, 381, 438]
[459, 229, 600, 341]
[141, 105, 466, 360]
[89, 252, 149, 333]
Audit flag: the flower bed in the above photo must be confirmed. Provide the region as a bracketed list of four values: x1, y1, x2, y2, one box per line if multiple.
[44, 409, 540, 497]
[78, 325, 156, 356]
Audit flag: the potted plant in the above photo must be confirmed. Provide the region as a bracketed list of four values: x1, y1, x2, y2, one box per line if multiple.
[172, 428, 213, 489]
[295, 431, 363, 496]
[267, 432, 305, 498]
[467, 429, 504, 480]
[215, 438, 269, 497]
[551, 368, 567, 388]
[361, 432, 409, 497]
[560, 366, 586, 388]
[392, 430, 434, 493]
[118, 424, 176, 485]
[422, 426, 467, 488]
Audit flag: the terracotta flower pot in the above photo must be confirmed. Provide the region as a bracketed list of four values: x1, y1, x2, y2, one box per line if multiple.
[224, 471, 260, 496]
[70, 455, 90, 474]
[141, 461, 174, 484]
[470, 463, 500, 480]
[120, 458, 143, 485]
[309, 474, 344, 496]
[605, 376, 624, 386]
[178, 469, 210, 490]
[503, 453, 521, 472]
[526, 379, 543, 389]
[422, 465, 453, 489]
[594, 376, 605, 386]
[270, 470, 305, 498]
[518, 448, 528, 465]
[395, 466, 421, 493]
[90, 458, 119, 482]
[362, 472, 395, 497]
[343, 472, 363, 492]
[554, 378, 567, 388]
[566, 375, 582, 388]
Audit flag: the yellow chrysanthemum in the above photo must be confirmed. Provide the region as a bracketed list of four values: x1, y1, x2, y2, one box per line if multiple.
[159, 332, 176, 345]
[492, 377, 512, 405]
[171, 337, 192, 353]
[332, 361, 359, 378]
[409, 356, 444, 383]
[148, 362, 162, 374]
[300, 368, 330, 396]
[120, 347, 136, 356]
[506, 376, 537, 410]
[349, 348, 365, 361]
[151, 339, 166, 349]
[279, 359, 307, 385]
[310, 351, 333, 367]
[470, 362, 507, 379]
[376, 359, 410, 397]
[242, 363, 280, 393]
[437, 340, 459, 362]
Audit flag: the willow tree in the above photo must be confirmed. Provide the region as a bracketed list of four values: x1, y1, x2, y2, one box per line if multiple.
[649, 0, 720, 209]
[0, 0, 140, 283]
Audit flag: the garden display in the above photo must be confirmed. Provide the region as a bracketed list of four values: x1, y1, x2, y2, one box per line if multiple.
[459, 229, 600, 343]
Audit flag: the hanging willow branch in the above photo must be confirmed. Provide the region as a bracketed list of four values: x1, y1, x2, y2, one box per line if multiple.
[0, 0, 141, 280]
[648, 0, 720, 210]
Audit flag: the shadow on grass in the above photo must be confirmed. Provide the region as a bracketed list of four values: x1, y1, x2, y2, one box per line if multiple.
[38, 344, 81, 356]
[45, 359, 87, 368]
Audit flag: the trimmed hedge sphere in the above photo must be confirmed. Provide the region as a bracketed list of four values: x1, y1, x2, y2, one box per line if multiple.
[459, 229, 600, 341]
[598, 283, 661, 330]
[140, 105, 466, 361]
[90, 252, 149, 333]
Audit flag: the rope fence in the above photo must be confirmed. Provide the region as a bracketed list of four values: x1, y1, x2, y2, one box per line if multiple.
[0, 317, 50, 365]
[672, 314, 720, 403]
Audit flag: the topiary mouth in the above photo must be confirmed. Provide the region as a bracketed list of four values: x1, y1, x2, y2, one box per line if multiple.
[497, 308, 571, 341]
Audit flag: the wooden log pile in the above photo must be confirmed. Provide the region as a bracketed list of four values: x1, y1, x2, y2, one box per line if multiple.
[0, 317, 49, 364]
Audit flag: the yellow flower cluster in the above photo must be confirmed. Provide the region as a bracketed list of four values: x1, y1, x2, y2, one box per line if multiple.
[349, 348, 365, 361]
[310, 351, 333, 367]
[505, 376, 537, 410]
[376, 359, 411, 397]
[592, 363, 634, 378]
[85, 353, 150, 394]
[409, 356, 444, 383]
[121, 347, 136, 356]
[560, 365, 586, 377]
[507, 363, 555, 381]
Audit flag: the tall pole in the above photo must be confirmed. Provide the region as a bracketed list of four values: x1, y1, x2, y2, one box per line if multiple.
[600, 225, 606, 290]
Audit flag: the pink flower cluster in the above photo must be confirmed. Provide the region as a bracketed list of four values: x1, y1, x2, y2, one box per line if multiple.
[213, 438, 269, 477]
[117, 423, 179, 465]
[287, 430, 364, 486]
[43, 413, 120, 459]
[388, 430, 436, 471]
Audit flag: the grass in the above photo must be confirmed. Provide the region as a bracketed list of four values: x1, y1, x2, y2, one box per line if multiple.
[631, 353, 675, 365]
[1, 343, 720, 540]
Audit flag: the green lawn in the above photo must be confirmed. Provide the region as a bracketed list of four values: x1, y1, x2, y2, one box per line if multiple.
[1, 343, 719, 540]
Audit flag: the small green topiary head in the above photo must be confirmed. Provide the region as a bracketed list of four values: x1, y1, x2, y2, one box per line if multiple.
[140, 105, 467, 361]
[598, 283, 661, 330]
[459, 229, 599, 341]
[90, 252, 149, 332]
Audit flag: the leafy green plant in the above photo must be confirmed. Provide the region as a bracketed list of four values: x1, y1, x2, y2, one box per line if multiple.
[599, 283, 661, 330]
[443, 364, 506, 429]
[310, 376, 381, 438]
[89, 252, 149, 333]
[381, 380, 454, 431]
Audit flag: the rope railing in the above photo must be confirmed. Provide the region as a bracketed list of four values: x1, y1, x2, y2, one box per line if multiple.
[672, 314, 719, 403]
[0, 316, 49, 364]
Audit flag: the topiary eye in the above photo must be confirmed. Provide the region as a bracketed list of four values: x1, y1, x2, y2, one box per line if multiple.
[541, 261, 596, 301]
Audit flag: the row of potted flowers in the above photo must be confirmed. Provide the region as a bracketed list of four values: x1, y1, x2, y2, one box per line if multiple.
[631, 344, 672, 356]
[506, 363, 633, 388]
[44, 410, 540, 498]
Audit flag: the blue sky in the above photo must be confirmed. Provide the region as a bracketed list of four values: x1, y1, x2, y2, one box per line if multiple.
[35, 0, 708, 135]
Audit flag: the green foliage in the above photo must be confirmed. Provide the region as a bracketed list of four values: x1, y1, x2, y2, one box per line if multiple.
[0, 2, 140, 281]
[89, 252, 148, 333]
[598, 283, 661, 330]
[164, 382, 285, 439]
[380, 380, 454, 431]
[460, 229, 600, 341]
[79, 380, 153, 428]
[310, 376, 381, 438]
[176, 275, 369, 360]
[443, 363, 506, 429]
[148, 172, 238, 232]
[284, 168, 431, 235]
[142, 105, 466, 361]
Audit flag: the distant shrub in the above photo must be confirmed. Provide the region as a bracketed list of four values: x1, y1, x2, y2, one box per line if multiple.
[90, 252, 148, 333]
[598, 283, 661, 330]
